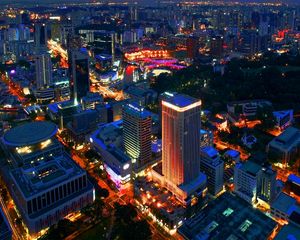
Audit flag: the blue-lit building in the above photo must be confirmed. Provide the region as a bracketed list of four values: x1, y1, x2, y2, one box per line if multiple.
[0, 122, 95, 236]
[89, 120, 132, 188]
[273, 110, 293, 131]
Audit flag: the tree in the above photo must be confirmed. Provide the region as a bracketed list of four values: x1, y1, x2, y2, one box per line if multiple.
[99, 188, 109, 198]
[112, 204, 152, 240]
[256, 105, 276, 131]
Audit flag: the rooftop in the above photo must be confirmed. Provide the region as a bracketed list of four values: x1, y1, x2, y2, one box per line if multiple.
[91, 120, 123, 150]
[273, 110, 293, 119]
[274, 223, 300, 240]
[123, 102, 151, 119]
[270, 127, 300, 149]
[271, 192, 297, 216]
[3, 121, 58, 147]
[162, 92, 201, 109]
[179, 192, 277, 240]
[239, 160, 261, 177]
[225, 149, 240, 158]
[201, 146, 219, 159]
[11, 153, 85, 199]
[288, 174, 300, 186]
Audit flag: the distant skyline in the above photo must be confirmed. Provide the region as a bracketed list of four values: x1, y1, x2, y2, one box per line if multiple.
[0, 0, 299, 6]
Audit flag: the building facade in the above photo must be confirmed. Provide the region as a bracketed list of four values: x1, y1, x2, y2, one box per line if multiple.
[154, 93, 207, 204]
[200, 146, 224, 196]
[1, 122, 94, 236]
[69, 51, 90, 104]
[123, 103, 152, 171]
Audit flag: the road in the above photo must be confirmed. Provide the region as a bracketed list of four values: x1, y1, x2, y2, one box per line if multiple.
[214, 139, 249, 160]
[0, 194, 23, 240]
[48, 39, 124, 101]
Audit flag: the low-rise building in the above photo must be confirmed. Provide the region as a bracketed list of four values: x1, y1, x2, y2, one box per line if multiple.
[227, 99, 272, 118]
[89, 120, 132, 188]
[273, 110, 293, 131]
[179, 192, 277, 240]
[271, 192, 299, 223]
[267, 127, 300, 166]
[1, 121, 94, 236]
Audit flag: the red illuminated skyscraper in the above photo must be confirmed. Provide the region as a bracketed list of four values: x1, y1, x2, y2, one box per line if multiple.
[155, 93, 207, 205]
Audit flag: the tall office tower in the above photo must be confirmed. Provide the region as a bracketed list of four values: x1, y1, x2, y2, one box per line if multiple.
[35, 52, 53, 89]
[259, 163, 277, 204]
[186, 37, 199, 59]
[69, 50, 90, 104]
[34, 23, 48, 50]
[210, 35, 224, 57]
[123, 103, 152, 171]
[111, 32, 116, 64]
[34, 52, 54, 102]
[162, 93, 202, 187]
[200, 146, 224, 196]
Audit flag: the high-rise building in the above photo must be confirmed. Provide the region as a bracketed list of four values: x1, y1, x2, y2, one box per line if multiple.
[259, 163, 277, 204]
[34, 52, 54, 102]
[200, 146, 224, 195]
[123, 103, 152, 171]
[156, 93, 206, 204]
[35, 52, 53, 89]
[69, 50, 90, 104]
[34, 23, 48, 50]
[234, 160, 262, 204]
[111, 32, 116, 64]
[162, 93, 202, 185]
[210, 35, 224, 57]
[186, 37, 199, 59]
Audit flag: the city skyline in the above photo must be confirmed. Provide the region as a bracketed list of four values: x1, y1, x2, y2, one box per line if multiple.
[0, 1, 300, 239]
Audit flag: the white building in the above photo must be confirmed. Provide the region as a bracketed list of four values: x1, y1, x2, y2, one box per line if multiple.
[234, 160, 262, 204]
[200, 146, 224, 195]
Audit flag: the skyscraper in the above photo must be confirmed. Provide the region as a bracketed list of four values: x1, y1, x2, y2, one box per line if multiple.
[35, 52, 53, 89]
[259, 163, 277, 204]
[69, 50, 90, 104]
[34, 51, 54, 102]
[162, 93, 202, 186]
[123, 103, 152, 171]
[34, 23, 48, 50]
[156, 93, 207, 205]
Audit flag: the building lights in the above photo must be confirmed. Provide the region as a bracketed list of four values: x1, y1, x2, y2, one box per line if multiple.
[123, 163, 130, 170]
[161, 99, 202, 112]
